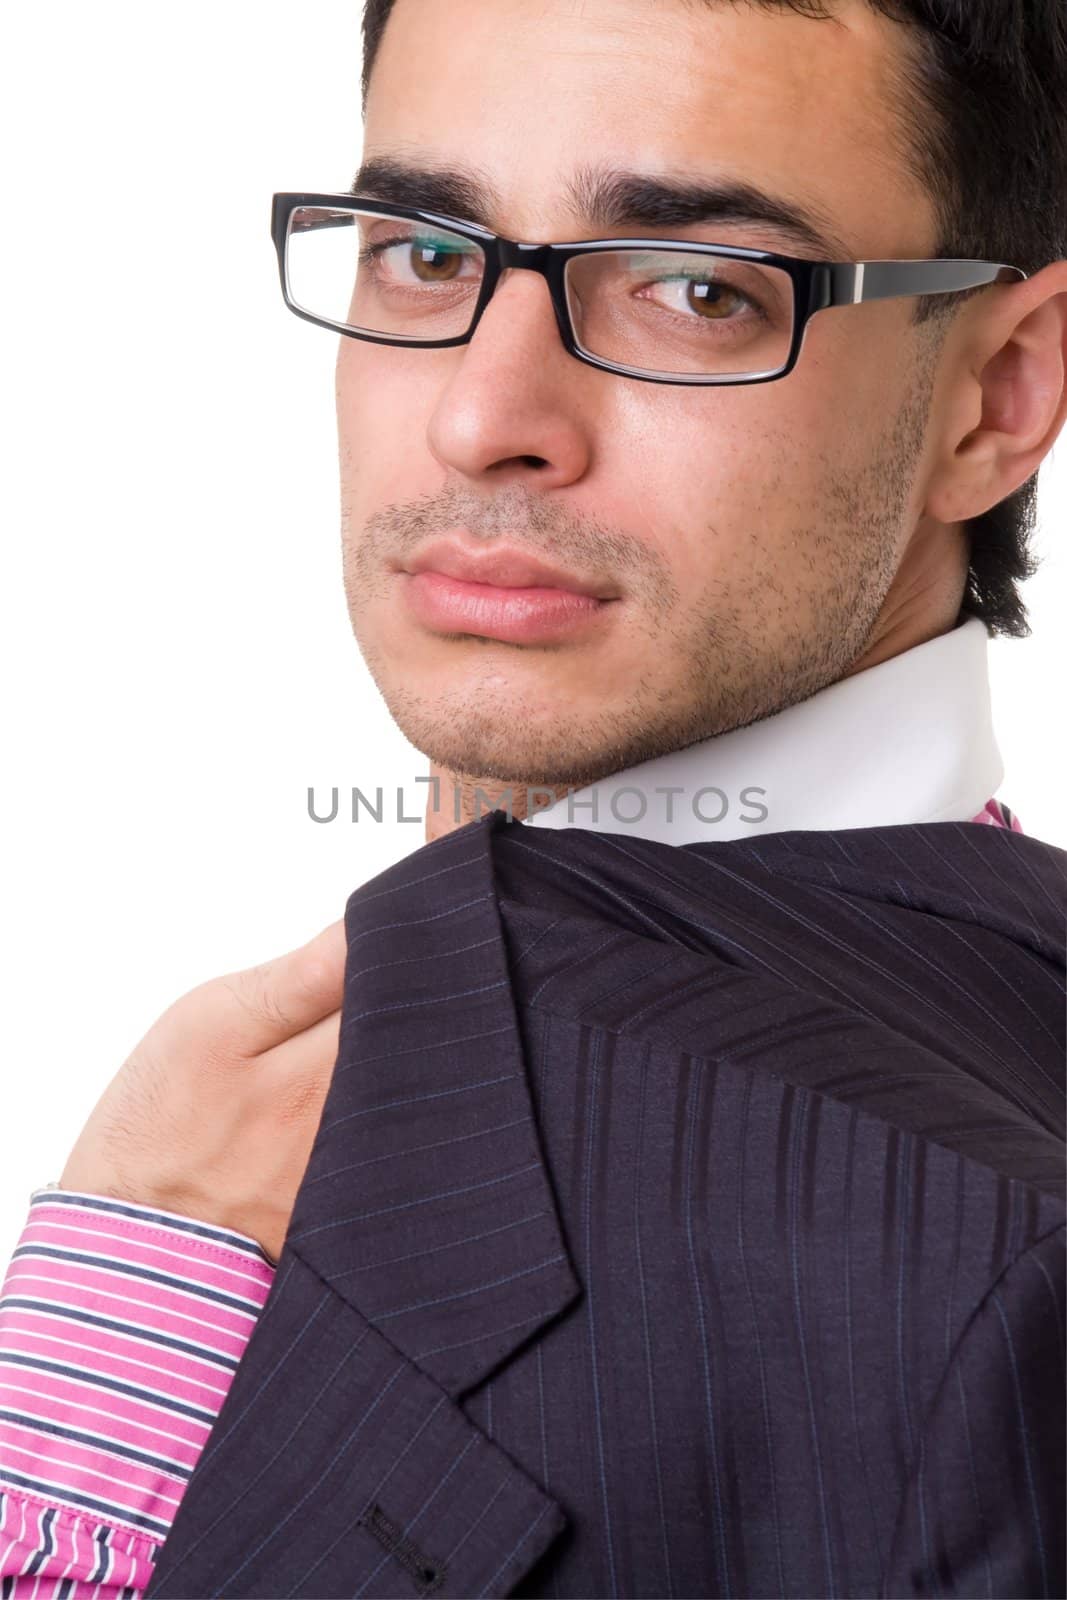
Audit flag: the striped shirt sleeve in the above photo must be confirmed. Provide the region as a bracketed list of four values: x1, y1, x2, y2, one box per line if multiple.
[0, 1189, 276, 1598]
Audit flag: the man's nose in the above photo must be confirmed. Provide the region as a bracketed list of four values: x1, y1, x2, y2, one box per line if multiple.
[423, 256, 594, 489]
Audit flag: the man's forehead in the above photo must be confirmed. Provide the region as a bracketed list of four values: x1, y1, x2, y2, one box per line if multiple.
[364, 0, 932, 257]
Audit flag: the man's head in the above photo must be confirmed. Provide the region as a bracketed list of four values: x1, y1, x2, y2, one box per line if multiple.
[336, 0, 1067, 817]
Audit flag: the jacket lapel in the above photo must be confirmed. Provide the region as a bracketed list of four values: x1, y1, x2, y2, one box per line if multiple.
[144, 809, 582, 1599]
[286, 806, 582, 1396]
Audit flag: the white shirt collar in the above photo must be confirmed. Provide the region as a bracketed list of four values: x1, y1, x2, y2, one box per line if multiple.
[523, 614, 1002, 843]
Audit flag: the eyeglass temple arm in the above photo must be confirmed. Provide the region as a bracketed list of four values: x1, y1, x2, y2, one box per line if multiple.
[827, 259, 1026, 306]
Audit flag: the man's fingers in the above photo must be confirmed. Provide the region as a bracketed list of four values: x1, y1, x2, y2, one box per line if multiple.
[207, 919, 347, 1058]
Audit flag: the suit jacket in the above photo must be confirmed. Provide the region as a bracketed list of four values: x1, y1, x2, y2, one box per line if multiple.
[142, 810, 1066, 1600]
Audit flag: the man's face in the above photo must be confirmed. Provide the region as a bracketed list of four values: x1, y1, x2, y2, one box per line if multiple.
[338, 0, 953, 790]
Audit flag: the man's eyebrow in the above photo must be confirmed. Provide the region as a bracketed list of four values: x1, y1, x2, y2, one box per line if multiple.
[349, 156, 852, 259]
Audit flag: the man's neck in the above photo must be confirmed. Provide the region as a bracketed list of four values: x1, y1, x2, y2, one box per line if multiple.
[423, 769, 559, 844]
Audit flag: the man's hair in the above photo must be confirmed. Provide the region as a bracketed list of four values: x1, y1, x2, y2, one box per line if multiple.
[360, 0, 1067, 638]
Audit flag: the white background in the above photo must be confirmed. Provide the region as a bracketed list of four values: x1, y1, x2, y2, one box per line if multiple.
[1, 4, 1063, 1263]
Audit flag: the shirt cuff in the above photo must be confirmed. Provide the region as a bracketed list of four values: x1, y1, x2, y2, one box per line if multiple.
[0, 1188, 276, 1570]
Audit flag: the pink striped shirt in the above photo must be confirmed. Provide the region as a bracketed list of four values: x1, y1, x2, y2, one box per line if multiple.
[0, 797, 1026, 1598]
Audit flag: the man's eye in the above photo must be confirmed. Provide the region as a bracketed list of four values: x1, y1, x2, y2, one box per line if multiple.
[360, 235, 482, 285]
[640, 275, 759, 322]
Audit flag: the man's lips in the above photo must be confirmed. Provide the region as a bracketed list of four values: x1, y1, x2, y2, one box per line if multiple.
[397, 539, 619, 644]
[402, 539, 618, 598]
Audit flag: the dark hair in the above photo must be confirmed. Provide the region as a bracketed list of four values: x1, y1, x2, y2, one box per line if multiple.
[360, 0, 1067, 638]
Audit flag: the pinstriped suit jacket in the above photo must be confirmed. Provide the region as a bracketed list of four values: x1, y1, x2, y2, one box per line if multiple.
[143, 810, 1066, 1600]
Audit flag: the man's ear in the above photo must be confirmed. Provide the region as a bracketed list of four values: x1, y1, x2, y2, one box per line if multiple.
[923, 260, 1067, 525]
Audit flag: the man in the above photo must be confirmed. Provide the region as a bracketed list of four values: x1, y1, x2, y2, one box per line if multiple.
[1, 0, 1064, 1595]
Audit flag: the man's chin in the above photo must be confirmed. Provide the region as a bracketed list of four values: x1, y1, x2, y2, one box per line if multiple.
[375, 684, 692, 795]
[395, 736, 618, 794]
[352, 615, 710, 789]
[378, 704, 622, 792]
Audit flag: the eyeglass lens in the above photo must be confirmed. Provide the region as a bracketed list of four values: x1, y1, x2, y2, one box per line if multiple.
[285, 205, 796, 379]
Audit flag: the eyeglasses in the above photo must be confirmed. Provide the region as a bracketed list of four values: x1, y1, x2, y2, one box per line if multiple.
[271, 191, 1026, 387]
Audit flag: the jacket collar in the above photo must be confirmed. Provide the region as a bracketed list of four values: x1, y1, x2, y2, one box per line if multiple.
[286, 807, 582, 1400]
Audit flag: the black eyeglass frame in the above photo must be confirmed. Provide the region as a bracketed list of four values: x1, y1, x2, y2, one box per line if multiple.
[271, 191, 1027, 387]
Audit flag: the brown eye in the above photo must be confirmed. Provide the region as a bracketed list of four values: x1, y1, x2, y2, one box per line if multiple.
[639, 273, 754, 322]
[409, 244, 464, 282]
[359, 231, 482, 288]
[686, 281, 744, 319]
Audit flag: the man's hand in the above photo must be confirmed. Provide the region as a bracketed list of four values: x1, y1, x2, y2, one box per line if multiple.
[58, 920, 347, 1263]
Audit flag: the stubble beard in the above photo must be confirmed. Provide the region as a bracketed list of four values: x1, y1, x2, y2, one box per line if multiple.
[340, 348, 936, 790]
